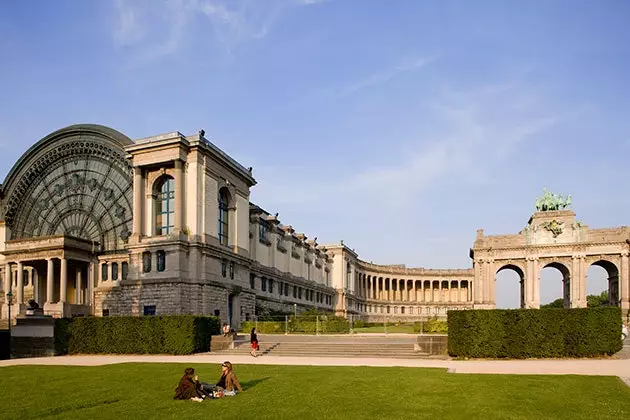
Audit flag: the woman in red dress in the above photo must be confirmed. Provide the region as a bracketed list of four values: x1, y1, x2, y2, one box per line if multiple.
[250, 327, 259, 357]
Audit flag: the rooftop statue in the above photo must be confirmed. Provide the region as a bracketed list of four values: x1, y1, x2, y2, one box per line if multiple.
[535, 188, 572, 212]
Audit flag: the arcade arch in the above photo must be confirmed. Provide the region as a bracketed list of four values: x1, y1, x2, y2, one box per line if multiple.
[540, 262, 571, 308]
[495, 264, 525, 309]
[588, 260, 620, 306]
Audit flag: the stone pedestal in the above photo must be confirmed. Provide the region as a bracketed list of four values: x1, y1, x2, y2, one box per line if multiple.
[1, 303, 27, 320]
[11, 315, 56, 358]
[415, 334, 448, 355]
[44, 302, 71, 318]
[210, 335, 235, 352]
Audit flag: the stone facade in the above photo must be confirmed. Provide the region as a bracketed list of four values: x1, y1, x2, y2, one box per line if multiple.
[0, 124, 627, 327]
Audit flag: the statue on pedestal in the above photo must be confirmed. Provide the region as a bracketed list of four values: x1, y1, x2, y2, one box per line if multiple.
[535, 188, 572, 212]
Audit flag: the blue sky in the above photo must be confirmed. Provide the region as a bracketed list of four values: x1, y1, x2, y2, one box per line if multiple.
[1, 0, 630, 307]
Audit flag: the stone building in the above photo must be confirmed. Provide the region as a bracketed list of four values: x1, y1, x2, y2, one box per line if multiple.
[0, 125, 626, 326]
[0, 124, 473, 326]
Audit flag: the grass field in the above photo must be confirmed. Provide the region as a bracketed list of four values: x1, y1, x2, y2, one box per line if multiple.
[1, 363, 629, 419]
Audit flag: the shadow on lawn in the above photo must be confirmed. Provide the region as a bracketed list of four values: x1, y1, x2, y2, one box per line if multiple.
[241, 377, 270, 390]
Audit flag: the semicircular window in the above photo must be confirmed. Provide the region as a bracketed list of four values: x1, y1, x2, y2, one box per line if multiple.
[5, 135, 133, 251]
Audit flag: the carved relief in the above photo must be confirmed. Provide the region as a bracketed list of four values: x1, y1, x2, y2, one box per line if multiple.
[541, 219, 564, 238]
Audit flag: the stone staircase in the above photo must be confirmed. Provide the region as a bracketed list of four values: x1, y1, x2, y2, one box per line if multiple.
[212, 334, 435, 359]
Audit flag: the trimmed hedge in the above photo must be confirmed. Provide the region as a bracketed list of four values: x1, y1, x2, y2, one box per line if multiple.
[55, 316, 220, 355]
[448, 307, 623, 359]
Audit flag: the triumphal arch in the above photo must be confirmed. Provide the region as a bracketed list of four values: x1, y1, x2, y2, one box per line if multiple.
[471, 189, 630, 320]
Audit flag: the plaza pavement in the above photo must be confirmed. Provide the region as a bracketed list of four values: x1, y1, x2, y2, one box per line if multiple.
[1, 353, 629, 380]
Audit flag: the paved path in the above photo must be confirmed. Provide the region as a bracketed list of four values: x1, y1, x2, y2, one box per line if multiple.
[1, 354, 629, 379]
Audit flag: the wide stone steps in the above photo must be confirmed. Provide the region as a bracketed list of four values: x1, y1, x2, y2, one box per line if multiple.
[214, 341, 430, 358]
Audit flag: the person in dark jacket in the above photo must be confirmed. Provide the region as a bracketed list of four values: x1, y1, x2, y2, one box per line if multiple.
[250, 327, 259, 357]
[174, 367, 204, 402]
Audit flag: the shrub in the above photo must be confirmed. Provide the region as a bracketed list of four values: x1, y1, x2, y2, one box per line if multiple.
[56, 316, 220, 355]
[448, 307, 623, 359]
[413, 317, 448, 334]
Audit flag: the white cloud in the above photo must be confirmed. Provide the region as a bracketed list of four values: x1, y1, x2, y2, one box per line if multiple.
[111, 0, 327, 61]
[339, 57, 437, 95]
[112, 0, 145, 46]
[251, 81, 565, 215]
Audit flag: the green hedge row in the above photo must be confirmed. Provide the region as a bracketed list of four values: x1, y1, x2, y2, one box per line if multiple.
[54, 316, 220, 355]
[448, 307, 623, 358]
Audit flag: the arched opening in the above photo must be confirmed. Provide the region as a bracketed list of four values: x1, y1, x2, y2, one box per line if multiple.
[495, 264, 525, 309]
[218, 187, 231, 246]
[154, 175, 175, 236]
[540, 262, 571, 308]
[587, 260, 619, 307]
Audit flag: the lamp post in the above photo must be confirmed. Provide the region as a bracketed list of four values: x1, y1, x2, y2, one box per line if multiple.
[6, 291, 13, 360]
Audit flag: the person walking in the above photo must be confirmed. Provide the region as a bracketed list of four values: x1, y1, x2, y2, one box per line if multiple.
[250, 327, 259, 357]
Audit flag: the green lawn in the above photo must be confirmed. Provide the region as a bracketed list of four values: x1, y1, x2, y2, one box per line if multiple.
[1, 363, 629, 419]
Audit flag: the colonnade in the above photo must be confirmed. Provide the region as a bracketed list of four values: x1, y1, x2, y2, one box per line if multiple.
[353, 274, 473, 303]
[2, 258, 95, 308]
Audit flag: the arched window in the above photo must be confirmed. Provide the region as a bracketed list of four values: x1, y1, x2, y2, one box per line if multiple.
[112, 263, 119, 280]
[122, 262, 129, 280]
[218, 189, 230, 246]
[155, 176, 175, 235]
[156, 250, 166, 272]
[101, 263, 108, 281]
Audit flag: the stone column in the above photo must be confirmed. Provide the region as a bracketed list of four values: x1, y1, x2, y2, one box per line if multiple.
[32, 269, 39, 304]
[475, 260, 484, 304]
[533, 258, 541, 308]
[76, 268, 82, 305]
[571, 256, 581, 308]
[132, 166, 144, 238]
[578, 256, 587, 308]
[87, 262, 95, 306]
[60, 258, 68, 303]
[455, 280, 460, 303]
[174, 159, 184, 234]
[46, 259, 54, 304]
[3, 263, 10, 295]
[16, 262, 24, 304]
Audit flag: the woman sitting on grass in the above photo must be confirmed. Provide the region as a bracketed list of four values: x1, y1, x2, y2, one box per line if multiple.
[174, 367, 206, 402]
[215, 361, 242, 396]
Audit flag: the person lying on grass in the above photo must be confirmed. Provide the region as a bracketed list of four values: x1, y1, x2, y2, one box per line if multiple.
[214, 361, 242, 396]
[174, 367, 207, 402]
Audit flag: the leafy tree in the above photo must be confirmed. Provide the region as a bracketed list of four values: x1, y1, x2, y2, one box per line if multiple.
[540, 298, 564, 309]
[587, 290, 609, 308]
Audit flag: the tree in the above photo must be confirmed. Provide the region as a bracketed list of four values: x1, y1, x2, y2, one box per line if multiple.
[587, 290, 609, 308]
[540, 298, 564, 309]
